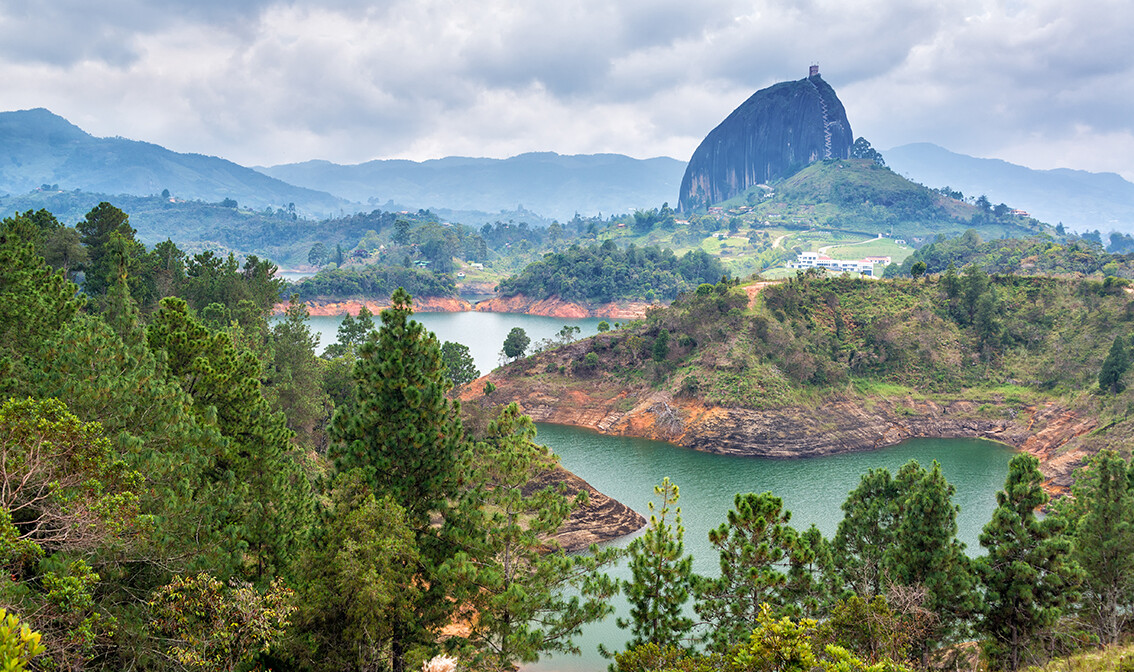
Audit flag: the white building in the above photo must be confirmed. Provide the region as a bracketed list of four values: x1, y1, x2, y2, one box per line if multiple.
[791, 251, 875, 276]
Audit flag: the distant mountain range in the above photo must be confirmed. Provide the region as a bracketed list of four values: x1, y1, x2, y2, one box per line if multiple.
[255, 153, 686, 221]
[884, 143, 1134, 234]
[0, 108, 349, 217]
[4, 107, 1132, 233]
[0, 108, 684, 223]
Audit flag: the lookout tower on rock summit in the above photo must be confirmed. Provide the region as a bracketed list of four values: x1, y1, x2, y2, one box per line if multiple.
[809, 64, 819, 77]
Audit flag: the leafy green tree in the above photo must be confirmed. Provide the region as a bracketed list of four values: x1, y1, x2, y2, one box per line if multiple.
[308, 242, 329, 267]
[286, 473, 421, 672]
[976, 454, 1078, 671]
[1060, 450, 1134, 644]
[455, 404, 620, 671]
[151, 572, 295, 671]
[1097, 335, 1129, 393]
[597, 320, 611, 333]
[502, 327, 530, 360]
[0, 398, 143, 669]
[733, 605, 912, 672]
[850, 137, 886, 167]
[909, 261, 927, 281]
[694, 492, 796, 651]
[615, 478, 694, 652]
[440, 340, 480, 387]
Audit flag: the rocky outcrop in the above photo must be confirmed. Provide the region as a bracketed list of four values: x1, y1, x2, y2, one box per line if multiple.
[474, 294, 652, 320]
[679, 71, 853, 212]
[278, 297, 472, 316]
[527, 465, 646, 551]
[460, 376, 1097, 497]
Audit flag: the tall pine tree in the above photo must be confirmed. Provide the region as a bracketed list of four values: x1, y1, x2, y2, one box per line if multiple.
[976, 454, 1078, 671]
[327, 287, 466, 672]
[614, 478, 694, 652]
[1061, 450, 1134, 645]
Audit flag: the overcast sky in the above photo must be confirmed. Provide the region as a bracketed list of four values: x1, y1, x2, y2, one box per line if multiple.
[4, 0, 1134, 179]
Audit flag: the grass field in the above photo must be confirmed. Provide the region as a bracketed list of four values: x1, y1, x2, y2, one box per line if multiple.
[825, 238, 915, 264]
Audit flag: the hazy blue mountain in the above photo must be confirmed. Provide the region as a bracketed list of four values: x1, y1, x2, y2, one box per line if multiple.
[884, 142, 1134, 234]
[257, 152, 686, 221]
[0, 108, 349, 217]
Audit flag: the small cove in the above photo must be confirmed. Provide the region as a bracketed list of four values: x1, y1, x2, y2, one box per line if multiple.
[525, 425, 1013, 671]
[290, 310, 1017, 671]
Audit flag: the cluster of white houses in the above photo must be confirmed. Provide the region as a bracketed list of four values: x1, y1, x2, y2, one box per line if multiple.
[789, 251, 892, 277]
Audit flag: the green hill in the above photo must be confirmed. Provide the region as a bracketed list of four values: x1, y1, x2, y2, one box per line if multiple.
[721, 158, 1053, 244]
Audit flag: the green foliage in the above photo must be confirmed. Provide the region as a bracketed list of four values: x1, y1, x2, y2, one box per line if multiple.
[885, 461, 975, 655]
[497, 242, 726, 303]
[733, 605, 912, 672]
[616, 478, 695, 651]
[454, 404, 621, 670]
[1098, 335, 1129, 394]
[694, 492, 799, 651]
[503, 327, 531, 360]
[288, 476, 421, 672]
[0, 213, 84, 395]
[148, 296, 311, 581]
[266, 297, 332, 449]
[77, 201, 136, 296]
[834, 469, 898, 598]
[976, 454, 1079, 671]
[151, 572, 295, 671]
[1057, 450, 1134, 645]
[329, 288, 464, 523]
[294, 263, 457, 301]
[0, 609, 45, 672]
[0, 397, 142, 554]
[440, 340, 480, 387]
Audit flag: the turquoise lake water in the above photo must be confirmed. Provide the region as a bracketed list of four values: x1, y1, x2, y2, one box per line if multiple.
[288, 310, 1015, 671]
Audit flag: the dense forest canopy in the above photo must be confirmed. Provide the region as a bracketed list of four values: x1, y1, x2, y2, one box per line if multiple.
[497, 241, 727, 303]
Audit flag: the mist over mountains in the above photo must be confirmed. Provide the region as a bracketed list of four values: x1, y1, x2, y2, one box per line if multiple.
[256, 153, 686, 222]
[885, 143, 1134, 234]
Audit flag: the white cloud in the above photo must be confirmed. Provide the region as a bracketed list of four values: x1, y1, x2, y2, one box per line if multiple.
[2, 0, 1133, 179]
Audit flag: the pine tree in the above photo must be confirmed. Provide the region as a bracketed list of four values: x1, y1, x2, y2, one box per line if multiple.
[616, 478, 694, 652]
[1063, 450, 1134, 644]
[694, 491, 795, 651]
[456, 403, 620, 671]
[834, 468, 900, 598]
[328, 288, 463, 523]
[1097, 335, 1129, 393]
[327, 287, 466, 672]
[884, 461, 975, 660]
[76, 202, 136, 296]
[976, 454, 1078, 671]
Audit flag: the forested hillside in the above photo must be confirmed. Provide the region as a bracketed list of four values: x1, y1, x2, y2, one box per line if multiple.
[5, 201, 1134, 672]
